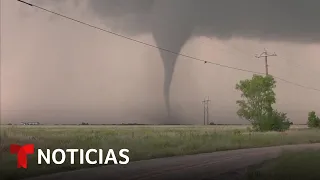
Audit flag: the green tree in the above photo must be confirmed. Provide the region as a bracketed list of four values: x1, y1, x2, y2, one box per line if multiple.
[235, 75, 291, 131]
[307, 111, 320, 128]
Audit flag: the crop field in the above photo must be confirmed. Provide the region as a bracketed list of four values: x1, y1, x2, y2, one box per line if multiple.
[0, 124, 319, 180]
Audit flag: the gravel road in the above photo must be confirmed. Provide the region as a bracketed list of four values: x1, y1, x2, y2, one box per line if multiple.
[24, 143, 320, 180]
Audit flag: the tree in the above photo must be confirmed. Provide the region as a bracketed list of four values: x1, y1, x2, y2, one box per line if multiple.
[235, 75, 292, 131]
[307, 111, 320, 128]
[258, 109, 292, 132]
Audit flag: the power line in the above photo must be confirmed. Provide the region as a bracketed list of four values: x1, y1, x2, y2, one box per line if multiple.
[262, 45, 320, 74]
[273, 76, 320, 92]
[207, 40, 320, 89]
[202, 96, 210, 125]
[16, 0, 320, 93]
[16, 0, 264, 75]
[279, 57, 320, 75]
[209, 38, 320, 75]
[255, 49, 277, 76]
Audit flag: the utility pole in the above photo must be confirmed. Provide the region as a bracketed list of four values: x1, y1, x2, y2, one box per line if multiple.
[255, 49, 277, 76]
[202, 96, 210, 125]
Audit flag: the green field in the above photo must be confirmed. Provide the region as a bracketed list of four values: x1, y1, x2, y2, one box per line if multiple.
[243, 150, 320, 180]
[0, 125, 319, 180]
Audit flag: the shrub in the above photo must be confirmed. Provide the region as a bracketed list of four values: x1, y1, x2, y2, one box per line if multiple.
[253, 110, 292, 132]
[307, 111, 320, 128]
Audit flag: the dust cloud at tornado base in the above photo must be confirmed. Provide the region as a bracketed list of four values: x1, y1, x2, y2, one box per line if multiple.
[1, 0, 320, 124]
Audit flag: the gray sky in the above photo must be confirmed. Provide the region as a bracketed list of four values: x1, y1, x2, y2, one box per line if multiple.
[1, 0, 320, 124]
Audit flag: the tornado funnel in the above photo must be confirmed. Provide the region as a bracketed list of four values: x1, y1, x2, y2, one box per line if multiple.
[158, 51, 179, 117]
[151, 0, 195, 117]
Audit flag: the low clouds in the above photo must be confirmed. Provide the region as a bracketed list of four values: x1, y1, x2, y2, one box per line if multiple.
[2, 0, 319, 124]
[84, 0, 320, 116]
[29, 0, 320, 42]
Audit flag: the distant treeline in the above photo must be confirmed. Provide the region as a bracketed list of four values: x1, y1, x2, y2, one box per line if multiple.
[56, 123, 306, 126]
[4, 123, 307, 126]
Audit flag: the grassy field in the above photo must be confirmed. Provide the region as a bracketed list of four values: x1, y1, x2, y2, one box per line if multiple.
[242, 150, 320, 180]
[0, 125, 319, 180]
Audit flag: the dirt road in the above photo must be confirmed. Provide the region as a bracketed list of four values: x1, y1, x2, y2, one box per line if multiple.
[25, 143, 320, 180]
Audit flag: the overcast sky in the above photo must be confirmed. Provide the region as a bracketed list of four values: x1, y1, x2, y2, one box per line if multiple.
[1, 0, 319, 124]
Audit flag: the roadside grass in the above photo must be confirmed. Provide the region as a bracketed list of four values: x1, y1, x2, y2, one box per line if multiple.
[243, 150, 320, 180]
[0, 125, 319, 180]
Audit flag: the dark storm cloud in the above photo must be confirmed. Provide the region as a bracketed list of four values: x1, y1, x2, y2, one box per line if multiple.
[84, 0, 320, 116]
[20, 0, 320, 121]
[86, 0, 320, 43]
[194, 0, 320, 43]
